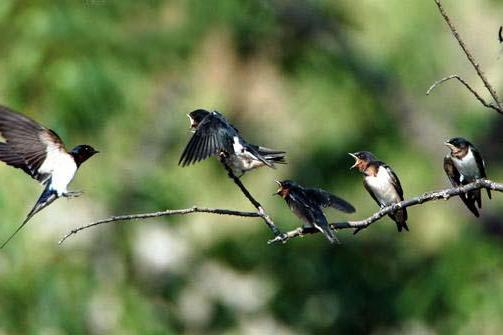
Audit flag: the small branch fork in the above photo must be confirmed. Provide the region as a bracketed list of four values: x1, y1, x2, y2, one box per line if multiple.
[218, 157, 283, 238]
[268, 179, 503, 244]
[427, 0, 503, 114]
[427, 75, 502, 114]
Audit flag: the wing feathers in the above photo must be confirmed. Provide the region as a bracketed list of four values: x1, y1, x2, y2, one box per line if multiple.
[0, 106, 67, 182]
[179, 113, 236, 166]
[444, 155, 480, 217]
[304, 187, 355, 213]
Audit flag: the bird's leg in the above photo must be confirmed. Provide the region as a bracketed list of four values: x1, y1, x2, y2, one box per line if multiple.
[63, 191, 84, 198]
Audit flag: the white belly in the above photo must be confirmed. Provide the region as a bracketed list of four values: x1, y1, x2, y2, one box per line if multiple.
[39, 150, 77, 195]
[365, 169, 401, 206]
[452, 150, 479, 181]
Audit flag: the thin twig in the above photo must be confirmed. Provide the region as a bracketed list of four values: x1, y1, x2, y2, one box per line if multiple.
[268, 179, 502, 244]
[426, 75, 503, 114]
[219, 156, 284, 238]
[59, 206, 262, 244]
[432, 0, 502, 111]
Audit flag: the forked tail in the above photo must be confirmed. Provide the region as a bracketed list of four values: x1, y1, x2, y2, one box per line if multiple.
[0, 188, 58, 249]
[258, 147, 287, 165]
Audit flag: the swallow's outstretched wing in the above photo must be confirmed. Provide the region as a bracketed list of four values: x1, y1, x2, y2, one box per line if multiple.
[0, 105, 66, 183]
[304, 187, 355, 213]
[179, 112, 236, 166]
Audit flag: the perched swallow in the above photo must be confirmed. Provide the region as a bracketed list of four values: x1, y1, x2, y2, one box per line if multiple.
[0, 105, 99, 248]
[274, 180, 355, 243]
[179, 109, 286, 177]
[350, 151, 408, 232]
[443, 137, 491, 217]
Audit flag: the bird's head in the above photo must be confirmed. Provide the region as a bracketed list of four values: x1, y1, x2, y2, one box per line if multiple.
[274, 180, 297, 198]
[187, 109, 210, 130]
[349, 151, 376, 172]
[70, 144, 99, 166]
[444, 137, 470, 158]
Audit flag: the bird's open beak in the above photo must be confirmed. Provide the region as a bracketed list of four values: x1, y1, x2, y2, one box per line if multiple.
[187, 114, 196, 129]
[444, 142, 457, 152]
[444, 142, 462, 156]
[274, 180, 282, 196]
[348, 153, 359, 169]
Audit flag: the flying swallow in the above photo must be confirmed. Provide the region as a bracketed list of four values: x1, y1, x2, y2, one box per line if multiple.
[179, 109, 286, 177]
[274, 180, 355, 244]
[350, 151, 408, 232]
[443, 137, 491, 217]
[0, 105, 99, 248]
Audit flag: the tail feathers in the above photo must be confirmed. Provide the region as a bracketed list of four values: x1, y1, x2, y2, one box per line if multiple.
[258, 147, 287, 164]
[0, 188, 58, 249]
[459, 193, 480, 217]
[472, 189, 482, 209]
[396, 221, 409, 232]
[391, 208, 409, 232]
[264, 154, 286, 164]
[320, 227, 339, 244]
[313, 219, 340, 244]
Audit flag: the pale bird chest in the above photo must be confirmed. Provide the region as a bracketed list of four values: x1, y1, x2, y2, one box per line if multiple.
[452, 150, 480, 181]
[39, 150, 77, 194]
[365, 168, 400, 205]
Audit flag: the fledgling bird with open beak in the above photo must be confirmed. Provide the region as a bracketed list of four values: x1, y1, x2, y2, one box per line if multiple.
[179, 109, 286, 177]
[274, 180, 355, 244]
[350, 151, 408, 232]
[443, 137, 491, 217]
[0, 105, 99, 248]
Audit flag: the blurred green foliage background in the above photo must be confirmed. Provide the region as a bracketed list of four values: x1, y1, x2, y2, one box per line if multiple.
[0, 0, 502, 334]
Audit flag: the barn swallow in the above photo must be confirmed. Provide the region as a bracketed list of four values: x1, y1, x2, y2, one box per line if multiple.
[350, 151, 408, 232]
[0, 105, 98, 248]
[443, 137, 491, 217]
[274, 180, 355, 244]
[179, 109, 286, 177]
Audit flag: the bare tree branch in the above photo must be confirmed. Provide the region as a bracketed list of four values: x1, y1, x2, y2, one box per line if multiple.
[60, 157, 286, 245]
[218, 156, 284, 238]
[430, 0, 503, 112]
[59, 206, 263, 244]
[426, 75, 503, 114]
[268, 179, 503, 244]
[61, 179, 503, 245]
